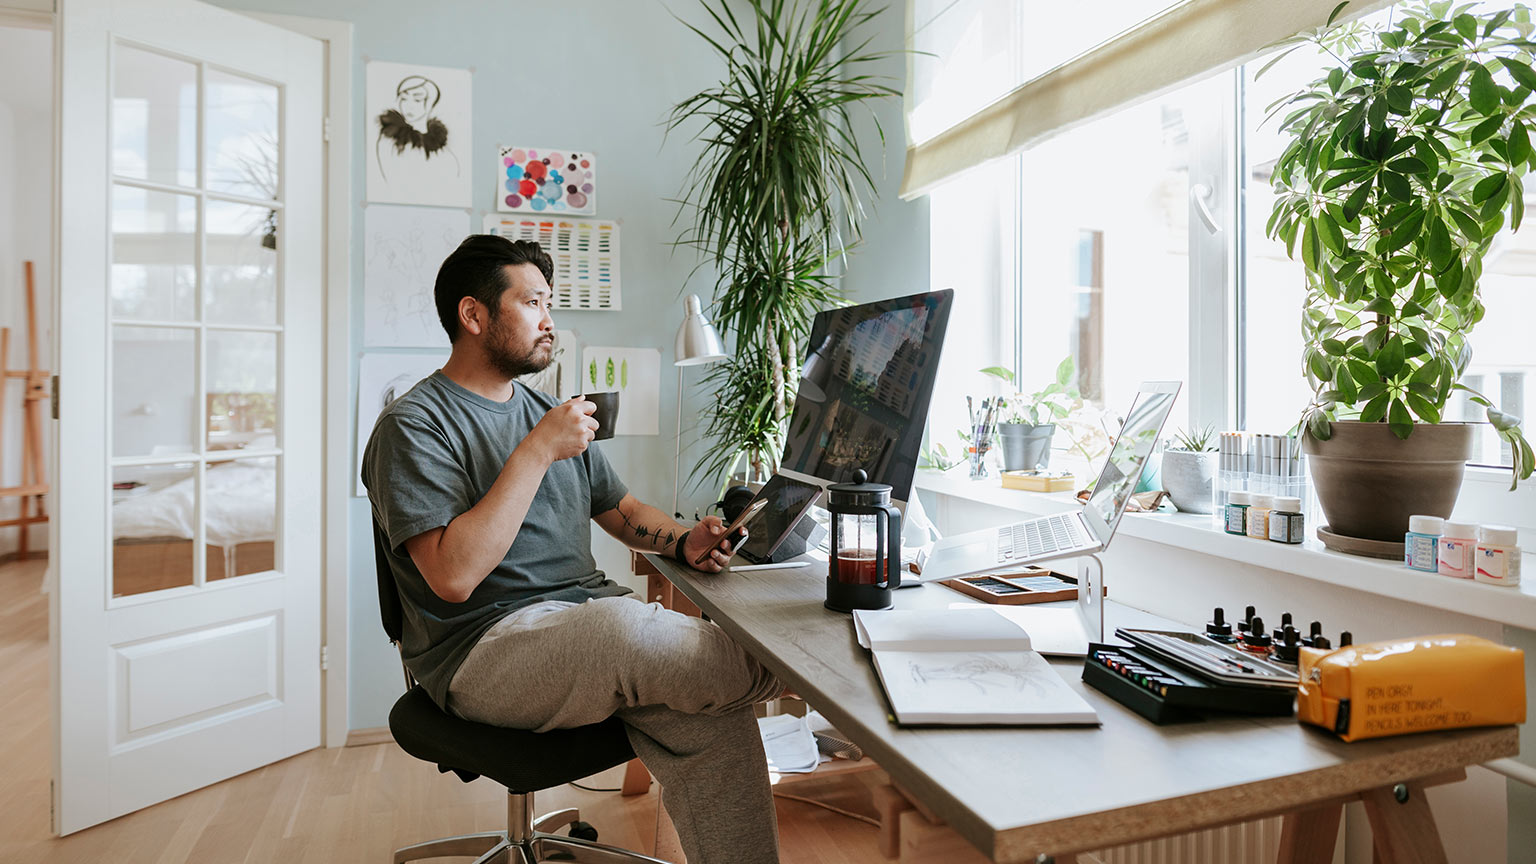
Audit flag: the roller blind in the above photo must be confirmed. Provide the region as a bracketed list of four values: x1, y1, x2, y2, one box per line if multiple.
[900, 0, 1396, 199]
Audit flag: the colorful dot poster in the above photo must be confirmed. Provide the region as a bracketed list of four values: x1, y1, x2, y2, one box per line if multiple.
[498, 146, 597, 215]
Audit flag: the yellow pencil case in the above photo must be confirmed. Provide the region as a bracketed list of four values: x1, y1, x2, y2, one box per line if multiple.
[1297, 634, 1525, 742]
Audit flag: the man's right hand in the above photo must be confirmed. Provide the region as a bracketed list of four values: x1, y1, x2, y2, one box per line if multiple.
[529, 397, 598, 463]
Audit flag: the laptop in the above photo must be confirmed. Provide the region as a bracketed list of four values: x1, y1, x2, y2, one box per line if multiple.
[916, 381, 1181, 582]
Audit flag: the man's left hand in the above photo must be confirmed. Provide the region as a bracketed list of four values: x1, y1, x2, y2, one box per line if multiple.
[682, 515, 744, 573]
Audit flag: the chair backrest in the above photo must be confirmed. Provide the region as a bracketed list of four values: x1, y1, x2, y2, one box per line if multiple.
[373, 519, 406, 645]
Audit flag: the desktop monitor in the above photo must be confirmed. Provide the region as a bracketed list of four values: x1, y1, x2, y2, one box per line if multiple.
[777, 289, 953, 504]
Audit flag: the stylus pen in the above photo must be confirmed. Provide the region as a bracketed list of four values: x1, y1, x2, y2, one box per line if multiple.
[730, 562, 808, 572]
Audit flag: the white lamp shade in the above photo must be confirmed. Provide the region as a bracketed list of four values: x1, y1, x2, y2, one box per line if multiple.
[675, 294, 726, 366]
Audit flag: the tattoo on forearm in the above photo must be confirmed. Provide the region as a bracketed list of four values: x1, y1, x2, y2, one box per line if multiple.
[617, 503, 681, 552]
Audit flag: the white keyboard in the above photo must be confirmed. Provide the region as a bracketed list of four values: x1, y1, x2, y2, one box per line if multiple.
[995, 514, 1089, 562]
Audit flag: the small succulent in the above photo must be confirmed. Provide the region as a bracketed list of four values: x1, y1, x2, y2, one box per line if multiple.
[1170, 424, 1217, 452]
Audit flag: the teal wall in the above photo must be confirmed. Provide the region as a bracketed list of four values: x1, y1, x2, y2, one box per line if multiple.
[214, 0, 742, 728]
[212, 0, 918, 729]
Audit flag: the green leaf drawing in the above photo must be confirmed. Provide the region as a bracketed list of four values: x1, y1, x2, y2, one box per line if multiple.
[605, 357, 615, 388]
[589, 360, 598, 389]
[621, 358, 629, 389]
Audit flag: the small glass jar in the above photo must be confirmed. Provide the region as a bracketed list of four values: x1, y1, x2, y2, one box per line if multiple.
[1224, 490, 1251, 536]
[1267, 496, 1304, 544]
[1246, 494, 1274, 540]
[1438, 521, 1478, 579]
[1404, 514, 1443, 572]
[1475, 525, 1522, 587]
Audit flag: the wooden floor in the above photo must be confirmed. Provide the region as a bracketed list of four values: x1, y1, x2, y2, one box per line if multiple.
[0, 558, 890, 863]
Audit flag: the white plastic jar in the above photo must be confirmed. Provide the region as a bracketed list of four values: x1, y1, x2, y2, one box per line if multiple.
[1475, 525, 1522, 587]
[1438, 521, 1478, 579]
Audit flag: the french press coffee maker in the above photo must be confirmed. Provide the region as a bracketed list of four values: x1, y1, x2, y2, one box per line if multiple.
[825, 470, 902, 613]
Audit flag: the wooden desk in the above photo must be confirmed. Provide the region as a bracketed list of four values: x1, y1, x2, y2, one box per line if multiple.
[642, 553, 1518, 864]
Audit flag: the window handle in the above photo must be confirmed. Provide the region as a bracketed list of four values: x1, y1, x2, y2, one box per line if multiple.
[1191, 183, 1221, 235]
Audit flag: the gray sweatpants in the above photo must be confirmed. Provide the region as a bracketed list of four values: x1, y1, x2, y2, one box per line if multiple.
[447, 595, 784, 864]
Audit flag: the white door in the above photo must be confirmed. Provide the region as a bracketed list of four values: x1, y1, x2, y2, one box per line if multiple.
[53, 0, 323, 834]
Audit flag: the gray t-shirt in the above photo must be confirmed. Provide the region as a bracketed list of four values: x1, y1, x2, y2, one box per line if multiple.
[361, 371, 630, 707]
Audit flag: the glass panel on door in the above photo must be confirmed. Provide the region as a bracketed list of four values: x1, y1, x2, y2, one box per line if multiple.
[204, 455, 278, 580]
[112, 43, 197, 188]
[106, 42, 284, 599]
[206, 329, 277, 449]
[112, 325, 198, 459]
[205, 199, 277, 324]
[204, 68, 279, 199]
[111, 185, 197, 321]
[111, 461, 198, 597]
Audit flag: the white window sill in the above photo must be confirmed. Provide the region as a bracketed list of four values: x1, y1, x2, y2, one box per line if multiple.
[913, 468, 1536, 632]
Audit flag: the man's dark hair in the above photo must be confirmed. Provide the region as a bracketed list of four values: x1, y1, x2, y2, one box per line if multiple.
[433, 235, 555, 341]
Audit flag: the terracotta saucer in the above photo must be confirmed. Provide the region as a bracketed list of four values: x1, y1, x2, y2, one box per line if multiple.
[1316, 525, 1405, 560]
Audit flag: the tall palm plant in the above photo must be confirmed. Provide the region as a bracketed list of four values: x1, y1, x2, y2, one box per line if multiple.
[668, 0, 898, 486]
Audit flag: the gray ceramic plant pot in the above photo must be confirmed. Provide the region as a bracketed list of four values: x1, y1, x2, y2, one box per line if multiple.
[1161, 449, 1214, 514]
[998, 423, 1055, 471]
[1302, 420, 1473, 542]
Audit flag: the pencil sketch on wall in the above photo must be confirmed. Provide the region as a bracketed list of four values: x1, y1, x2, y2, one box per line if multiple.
[364, 204, 468, 348]
[366, 61, 472, 208]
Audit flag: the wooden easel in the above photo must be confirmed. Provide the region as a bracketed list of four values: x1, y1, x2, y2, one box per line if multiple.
[1, 261, 50, 560]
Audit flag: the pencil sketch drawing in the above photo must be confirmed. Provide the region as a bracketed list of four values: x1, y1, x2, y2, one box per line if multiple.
[363, 205, 468, 348]
[908, 653, 1053, 696]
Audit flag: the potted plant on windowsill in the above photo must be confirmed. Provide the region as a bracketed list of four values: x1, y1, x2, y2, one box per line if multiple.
[1163, 426, 1218, 515]
[982, 356, 1080, 472]
[1266, 1, 1535, 546]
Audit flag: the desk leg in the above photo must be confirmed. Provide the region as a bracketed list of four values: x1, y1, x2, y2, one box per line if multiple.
[1276, 802, 1343, 864]
[1361, 782, 1449, 864]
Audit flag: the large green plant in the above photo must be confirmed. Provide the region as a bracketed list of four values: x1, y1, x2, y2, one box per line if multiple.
[1266, 1, 1534, 487]
[668, 0, 898, 485]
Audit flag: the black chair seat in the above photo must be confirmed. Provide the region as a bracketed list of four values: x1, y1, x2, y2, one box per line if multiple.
[389, 687, 637, 794]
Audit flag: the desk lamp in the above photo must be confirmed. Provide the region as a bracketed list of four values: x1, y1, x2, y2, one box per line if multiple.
[673, 294, 726, 518]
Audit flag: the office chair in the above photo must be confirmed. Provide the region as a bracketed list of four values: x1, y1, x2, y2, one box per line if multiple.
[374, 520, 670, 864]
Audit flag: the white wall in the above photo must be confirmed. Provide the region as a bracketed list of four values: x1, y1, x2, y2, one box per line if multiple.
[0, 23, 54, 558]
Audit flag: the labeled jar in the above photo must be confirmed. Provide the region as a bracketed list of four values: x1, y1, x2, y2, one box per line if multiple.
[1246, 494, 1274, 540]
[1438, 521, 1478, 579]
[1404, 515, 1443, 572]
[1267, 496, 1305, 544]
[1224, 490, 1251, 536]
[1475, 525, 1522, 587]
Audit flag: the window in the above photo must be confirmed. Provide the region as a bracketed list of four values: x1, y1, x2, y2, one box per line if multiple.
[931, 3, 1535, 473]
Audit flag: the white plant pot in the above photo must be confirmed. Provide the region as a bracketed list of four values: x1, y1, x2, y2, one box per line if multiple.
[1161, 449, 1215, 514]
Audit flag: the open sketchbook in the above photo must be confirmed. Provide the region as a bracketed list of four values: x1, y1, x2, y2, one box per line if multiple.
[853, 608, 1099, 726]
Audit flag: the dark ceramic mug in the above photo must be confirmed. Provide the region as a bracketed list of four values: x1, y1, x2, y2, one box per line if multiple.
[580, 391, 621, 440]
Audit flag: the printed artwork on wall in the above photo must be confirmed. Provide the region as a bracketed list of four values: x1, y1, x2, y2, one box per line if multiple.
[516, 329, 581, 400]
[497, 146, 597, 215]
[366, 61, 472, 208]
[355, 352, 450, 495]
[484, 214, 620, 310]
[581, 347, 660, 436]
[364, 204, 468, 347]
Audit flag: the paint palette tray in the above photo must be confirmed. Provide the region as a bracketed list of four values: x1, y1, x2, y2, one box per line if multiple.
[940, 568, 1082, 605]
[1083, 643, 1296, 725]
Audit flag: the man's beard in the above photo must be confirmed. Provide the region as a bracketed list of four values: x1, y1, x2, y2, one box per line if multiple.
[486, 315, 554, 379]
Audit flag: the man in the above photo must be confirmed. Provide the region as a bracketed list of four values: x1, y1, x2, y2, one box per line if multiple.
[362, 235, 782, 864]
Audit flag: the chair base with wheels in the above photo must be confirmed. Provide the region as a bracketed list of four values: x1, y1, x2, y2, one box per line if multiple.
[391, 788, 666, 864]
[375, 520, 668, 864]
